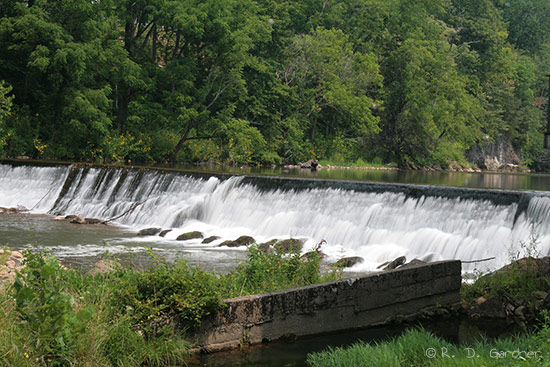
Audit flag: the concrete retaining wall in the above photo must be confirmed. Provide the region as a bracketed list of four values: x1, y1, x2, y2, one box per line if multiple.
[190, 260, 462, 352]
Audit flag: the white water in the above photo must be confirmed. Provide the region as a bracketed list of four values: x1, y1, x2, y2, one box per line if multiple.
[1, 163, 550, 273]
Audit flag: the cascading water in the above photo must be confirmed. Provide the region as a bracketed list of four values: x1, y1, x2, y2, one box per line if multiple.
[1, 162, 550, 273]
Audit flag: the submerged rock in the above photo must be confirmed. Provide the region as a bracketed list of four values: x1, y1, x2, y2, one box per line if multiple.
[84, 218, 103, 225]
[138, 227, 162, 236]
[159, 229, 172, 237]
[177, 231, 203, 241]
[217, 236, 256, 247]
[202, 236, 220, 244]
[0, 206, 29, 214]
[332, 256, 364, 268]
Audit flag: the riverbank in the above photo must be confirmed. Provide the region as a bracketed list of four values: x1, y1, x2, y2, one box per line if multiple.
[0, 245, 340, 366]
[3, 248, 550, 366]
[0, 156, 532, 176]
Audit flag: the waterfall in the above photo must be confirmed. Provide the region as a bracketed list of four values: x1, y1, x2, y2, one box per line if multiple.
[1, 162, 550, 272]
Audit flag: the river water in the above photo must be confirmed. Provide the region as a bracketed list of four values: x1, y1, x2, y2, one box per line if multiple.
[2, 159, 550, 274]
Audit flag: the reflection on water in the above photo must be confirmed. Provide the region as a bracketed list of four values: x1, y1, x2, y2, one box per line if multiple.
[3, 158, 550, 191]
[165, 164, 550, 191]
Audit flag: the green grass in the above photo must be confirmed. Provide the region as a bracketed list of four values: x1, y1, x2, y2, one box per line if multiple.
[307, 327, 550, 367]
[0, 245, 338, 366]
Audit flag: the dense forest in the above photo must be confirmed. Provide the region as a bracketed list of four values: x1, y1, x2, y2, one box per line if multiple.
[0, 0, 548, 168]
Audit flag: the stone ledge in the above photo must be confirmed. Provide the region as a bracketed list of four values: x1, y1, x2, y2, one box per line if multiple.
[189, 260, 461, 352]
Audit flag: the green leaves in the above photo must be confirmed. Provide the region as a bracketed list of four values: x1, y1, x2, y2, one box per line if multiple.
[13, 251, 96, 366]
[0, 0, 546, 168]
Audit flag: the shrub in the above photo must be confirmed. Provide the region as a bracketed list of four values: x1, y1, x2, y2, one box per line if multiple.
[222, 245, 339, 297]
[13, 251, 95, 366]
[111, 250, 223, 334]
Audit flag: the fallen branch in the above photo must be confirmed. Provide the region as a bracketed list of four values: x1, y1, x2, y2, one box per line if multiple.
[100, 200, 147, 224]
[462, 257, 496, 264]
[30, 186, 55, 211]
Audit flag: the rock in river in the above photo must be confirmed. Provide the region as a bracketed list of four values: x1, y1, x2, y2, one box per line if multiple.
[138, 227, 162, 236]
[275, 238, 304, 253]
[159, 229, 172, 237]
[202, 236, 220, 244]
[332, 256, 364, 268]
[234, 236, 255, 246]
[177, 231, 204, 241]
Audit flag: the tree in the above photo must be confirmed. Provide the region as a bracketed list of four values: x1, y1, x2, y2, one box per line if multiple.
[151, 0, 271, 162]
[0, 0, 125, 158]
[283, 27, 382, 161]
[0, 81, 12, 124]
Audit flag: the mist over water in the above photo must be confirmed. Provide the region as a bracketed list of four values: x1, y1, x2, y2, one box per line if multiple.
[1, 162, 550, 273]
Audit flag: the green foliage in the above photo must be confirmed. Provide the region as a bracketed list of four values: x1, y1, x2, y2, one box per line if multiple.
[223, 245, 339, 297]
[1, 246, 338, 366]
[0, 81, 13, 155]
[0, 0, 547, 168]
[461, 231, 550, 304]
[112, 249, 223, 333]
[13, 251, 95, 366]
[307, 328, 549, 367]
[285, 27, 382, 146]
[461, 258, 550, 305]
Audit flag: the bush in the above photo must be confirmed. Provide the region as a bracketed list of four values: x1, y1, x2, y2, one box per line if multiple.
[223, 245, 339, 297]
[111, 250, 223, 333]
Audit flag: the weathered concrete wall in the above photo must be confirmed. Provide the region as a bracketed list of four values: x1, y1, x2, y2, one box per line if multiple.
[190, 260, 461, 352]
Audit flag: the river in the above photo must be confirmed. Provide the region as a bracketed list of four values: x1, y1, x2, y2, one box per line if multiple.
[2, 159, 550, 274]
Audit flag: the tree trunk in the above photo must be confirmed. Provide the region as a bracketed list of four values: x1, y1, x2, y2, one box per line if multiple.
[170, 121, 196, 163]
[152, 24, 157, 61]
[311, 118, 317, 140]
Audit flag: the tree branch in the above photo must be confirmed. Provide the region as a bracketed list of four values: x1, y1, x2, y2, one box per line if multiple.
[100, 200, 147, 224]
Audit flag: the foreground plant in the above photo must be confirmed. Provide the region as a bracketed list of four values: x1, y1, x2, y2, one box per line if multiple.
[0, 245, 337, 366]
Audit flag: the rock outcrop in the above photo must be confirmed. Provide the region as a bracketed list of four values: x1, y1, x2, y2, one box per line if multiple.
[466, 135, 522, 171]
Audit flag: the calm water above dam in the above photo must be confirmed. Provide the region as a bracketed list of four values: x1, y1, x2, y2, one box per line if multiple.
[169, 163, 550, 191]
